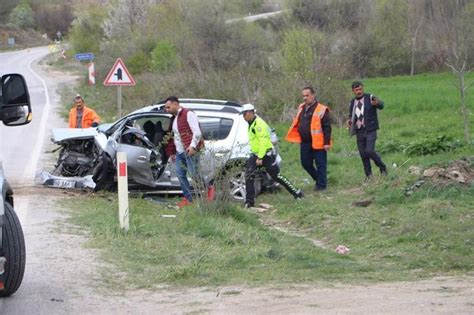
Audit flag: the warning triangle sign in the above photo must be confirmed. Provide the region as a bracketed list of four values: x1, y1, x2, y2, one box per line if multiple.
[104, 58, 136, 86]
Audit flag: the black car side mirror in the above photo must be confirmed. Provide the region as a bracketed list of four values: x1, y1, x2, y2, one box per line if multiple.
[0, 73, 32, 126]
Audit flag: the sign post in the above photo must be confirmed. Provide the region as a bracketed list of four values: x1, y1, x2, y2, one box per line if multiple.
[103, 58, 136, 118]
[117, 151, 129, 231]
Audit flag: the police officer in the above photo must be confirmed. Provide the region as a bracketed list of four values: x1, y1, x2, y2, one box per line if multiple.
[241, 104, 303, 208]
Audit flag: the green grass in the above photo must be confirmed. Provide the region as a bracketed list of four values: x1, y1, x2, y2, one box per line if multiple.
[62, 72, 473, 289]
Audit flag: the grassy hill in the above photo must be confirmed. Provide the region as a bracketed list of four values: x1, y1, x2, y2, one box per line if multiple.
[64, 72, 473, 287]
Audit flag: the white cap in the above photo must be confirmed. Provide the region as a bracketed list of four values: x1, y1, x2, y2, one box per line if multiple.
[240, 103, 255, 114]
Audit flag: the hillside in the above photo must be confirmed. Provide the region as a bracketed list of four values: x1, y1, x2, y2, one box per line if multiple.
[0, 25, 50, 50]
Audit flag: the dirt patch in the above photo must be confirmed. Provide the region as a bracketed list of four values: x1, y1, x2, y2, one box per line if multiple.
[405, 157, 473, 195]
[423, 157, 474, 185]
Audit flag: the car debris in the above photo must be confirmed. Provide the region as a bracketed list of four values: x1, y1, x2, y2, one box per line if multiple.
[38, 171, 96, 189]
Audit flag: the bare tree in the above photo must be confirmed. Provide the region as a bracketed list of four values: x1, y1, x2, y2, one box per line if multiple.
[429, 0, 473, 143]
[405, 0, 426, 76]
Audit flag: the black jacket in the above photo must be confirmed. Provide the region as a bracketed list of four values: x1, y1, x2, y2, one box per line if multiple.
[349, 93, 384, 135]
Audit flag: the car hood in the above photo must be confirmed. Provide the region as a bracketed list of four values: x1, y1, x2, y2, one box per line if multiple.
[51, 128, 99, 143]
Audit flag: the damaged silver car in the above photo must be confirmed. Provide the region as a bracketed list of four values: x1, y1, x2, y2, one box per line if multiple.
[47, 99, 281, 201]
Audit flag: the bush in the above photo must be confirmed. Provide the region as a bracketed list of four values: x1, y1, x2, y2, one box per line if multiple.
[127, 51, 151, 74]
[150, 40, 180, 73]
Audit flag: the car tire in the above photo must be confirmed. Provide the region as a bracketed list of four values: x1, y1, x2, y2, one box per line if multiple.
[92, 154, 116, 192]
[227, 168, 261, 202]
[0, 202, 26, 297]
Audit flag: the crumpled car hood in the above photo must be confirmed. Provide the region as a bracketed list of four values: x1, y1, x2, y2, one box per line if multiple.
[51, 128, 99, 143]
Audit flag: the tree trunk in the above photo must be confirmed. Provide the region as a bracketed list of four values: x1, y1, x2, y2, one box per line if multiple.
[459, 71, 470, 143]
[409, 16, 423, 76]
[410, 38, 416, 76]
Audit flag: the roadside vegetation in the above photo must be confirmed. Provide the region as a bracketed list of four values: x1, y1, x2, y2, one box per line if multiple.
[63, 72, 473, 288]
[5, 0, 471, 288]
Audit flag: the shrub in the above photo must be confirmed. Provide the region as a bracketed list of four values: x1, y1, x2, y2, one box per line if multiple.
[127, 51, 151, 74]
[150, 40, 180, 73]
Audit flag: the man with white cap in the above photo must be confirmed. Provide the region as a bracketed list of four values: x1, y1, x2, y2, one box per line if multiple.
[240, 103, 303, 208]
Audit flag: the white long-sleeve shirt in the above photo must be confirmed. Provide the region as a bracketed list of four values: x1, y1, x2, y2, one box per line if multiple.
[172, 108, 202, 154]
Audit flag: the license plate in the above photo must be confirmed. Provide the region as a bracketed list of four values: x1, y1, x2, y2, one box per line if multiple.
[53, 179, 76, 188]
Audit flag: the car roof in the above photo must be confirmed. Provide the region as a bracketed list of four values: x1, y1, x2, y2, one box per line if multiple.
[131, 99, 243, 115]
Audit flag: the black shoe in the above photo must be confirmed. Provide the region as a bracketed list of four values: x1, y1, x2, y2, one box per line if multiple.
[380, 167, 388, 176]
[294, 190, 304, 199]
[314, 186, 326, 192]
[244, 202, 254, 208]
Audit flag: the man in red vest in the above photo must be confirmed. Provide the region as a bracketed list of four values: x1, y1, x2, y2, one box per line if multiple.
[286, 86, 332, 191]
[164, 96, 205, 207]
[68, 95, 100, 128]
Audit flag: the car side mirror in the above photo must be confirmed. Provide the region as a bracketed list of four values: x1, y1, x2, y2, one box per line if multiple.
[0, 73, 32, 126]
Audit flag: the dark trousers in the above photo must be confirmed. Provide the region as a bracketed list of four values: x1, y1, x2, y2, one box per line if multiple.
[300, 142, 327, 189]
[245, 153, 300, 204]
[356, 130, 386, 177]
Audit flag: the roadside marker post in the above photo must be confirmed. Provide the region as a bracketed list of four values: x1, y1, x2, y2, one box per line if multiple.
[103, 58, 136, 118]
[88, 62, 95, 85]
[117, 152, 129, 231]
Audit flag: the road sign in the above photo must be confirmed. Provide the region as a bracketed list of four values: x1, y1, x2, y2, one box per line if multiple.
[103, 58, 136, 86]
[74, 53, 95, 61]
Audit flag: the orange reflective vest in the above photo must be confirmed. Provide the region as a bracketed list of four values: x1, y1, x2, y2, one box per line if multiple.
[286, 102, 332, 149]
[68, 105, 101, 128]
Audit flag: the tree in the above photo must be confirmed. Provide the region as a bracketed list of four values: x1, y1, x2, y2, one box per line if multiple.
[369, 0, 411, 76]
[33, 3, 74, 39]
[69, 5, 107, 55]
[429, 0, 473, 143]
[8, 3, 35, 29]
[405, 0, 426, 76]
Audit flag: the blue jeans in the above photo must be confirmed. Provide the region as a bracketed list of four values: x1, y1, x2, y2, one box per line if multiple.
[300, 142, 327, 189]
[175, 152, 201, 202]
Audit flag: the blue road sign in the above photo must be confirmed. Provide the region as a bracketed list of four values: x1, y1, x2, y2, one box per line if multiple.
[74, 53, 95, 61]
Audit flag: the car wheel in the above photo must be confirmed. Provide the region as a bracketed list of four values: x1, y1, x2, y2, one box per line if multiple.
[0, 202, 26, 297]
[92, 154, 116, 192]
[227, 169, 261, 202]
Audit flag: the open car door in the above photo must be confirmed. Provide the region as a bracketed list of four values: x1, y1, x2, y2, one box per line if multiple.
[109, 115, 171, 188]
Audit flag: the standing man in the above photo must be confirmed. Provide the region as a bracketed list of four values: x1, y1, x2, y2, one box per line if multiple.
[286, 86, 332, 191]
[348, 81, 387, 178]
[242, 104, 303, 208]
[164, 96, 204, 207]
[68, 94, 100, 128]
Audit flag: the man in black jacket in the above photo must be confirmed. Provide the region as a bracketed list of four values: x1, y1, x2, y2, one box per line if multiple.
[348, 81, 387, 179]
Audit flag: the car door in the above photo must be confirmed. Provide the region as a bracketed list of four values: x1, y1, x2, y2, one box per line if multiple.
[197, 115, 236, 183]
[110, 114, 171, 187]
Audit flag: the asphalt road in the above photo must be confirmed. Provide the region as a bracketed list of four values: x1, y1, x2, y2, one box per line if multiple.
[0, 46, 52, 184]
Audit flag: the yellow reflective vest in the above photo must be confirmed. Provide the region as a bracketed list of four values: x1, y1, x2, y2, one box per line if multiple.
[248, 116, 273, 159]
